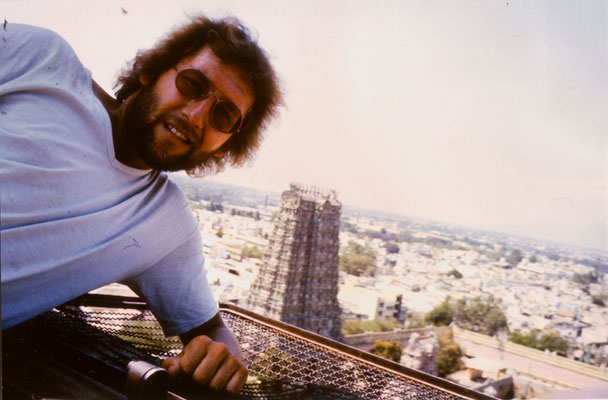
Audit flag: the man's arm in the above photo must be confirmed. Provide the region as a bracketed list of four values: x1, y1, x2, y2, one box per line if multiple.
[161, 312, 248, 394]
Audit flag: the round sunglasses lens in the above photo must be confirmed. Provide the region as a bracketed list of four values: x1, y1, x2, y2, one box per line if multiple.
[212, 102, 242, 133]
[175, 69, 209, 99]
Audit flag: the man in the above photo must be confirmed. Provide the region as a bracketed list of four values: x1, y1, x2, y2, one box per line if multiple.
[0, 15, 281, 394]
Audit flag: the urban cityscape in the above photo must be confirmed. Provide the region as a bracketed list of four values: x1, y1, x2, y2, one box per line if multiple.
[133, 175, 607, 400]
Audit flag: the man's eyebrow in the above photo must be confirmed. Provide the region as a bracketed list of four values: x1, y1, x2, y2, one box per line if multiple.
[178, 63, 249, 109]
[191, 66, 232, 101]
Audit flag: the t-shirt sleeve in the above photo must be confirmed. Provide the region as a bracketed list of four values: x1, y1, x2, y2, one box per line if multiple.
[124, 229, 219, 337]
[0, 23, 81, 89]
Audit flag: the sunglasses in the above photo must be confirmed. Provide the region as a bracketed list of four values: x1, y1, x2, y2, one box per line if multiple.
[174, 69, 246, 134]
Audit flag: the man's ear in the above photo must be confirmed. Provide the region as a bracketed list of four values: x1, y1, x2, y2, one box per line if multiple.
[139, 72, 152, 86]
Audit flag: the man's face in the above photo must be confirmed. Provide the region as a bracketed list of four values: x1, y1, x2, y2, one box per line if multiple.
[123, 46, 254, 172]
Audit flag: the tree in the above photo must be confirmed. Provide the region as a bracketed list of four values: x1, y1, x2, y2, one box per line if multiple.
[447, 269, 463, 279]
[509, 330, 536, 348]
[215, 229, 224, 238]
[436, 327, 464, 377]
[339, 241, 377, 277]
[207, 201, 224, 212]
[505, 249, 523, 267]
[341, 220, 359, 234]
[592, 294, 607, 307]
[536, 331, 569, 355]
[370, 340, 402, 363]
[509, 329, 569, 356]
[573, 272, 598, 285]
[425, 301, 454, 327]
[395, 230, 414, 243]
[342, 319, 396, 335]
[385, 242, 400, 254]
[453, 296, 508, 336]
[241, 245, 264, 260]
[270, 210, 279, 222]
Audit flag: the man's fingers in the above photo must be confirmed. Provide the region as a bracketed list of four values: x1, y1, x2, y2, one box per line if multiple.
[161, 356, 182, 379]
[162, 335, 248, 394]
[208, 355, 242, 392]
[222, 363, 249, 395]
[191, 342, 229, 386]
[179, 336, 212, 376]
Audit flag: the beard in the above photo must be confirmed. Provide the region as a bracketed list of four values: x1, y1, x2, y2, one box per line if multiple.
[122, 84, 218, 172]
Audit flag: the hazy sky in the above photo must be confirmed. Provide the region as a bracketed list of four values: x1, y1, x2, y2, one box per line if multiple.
[4, 0, 607, 251]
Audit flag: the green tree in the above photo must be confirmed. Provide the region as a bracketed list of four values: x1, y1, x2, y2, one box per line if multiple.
[505, 249, 523, 267]
[395, 230, 414, 243]
[339, 241, 377, 277]
[536, 331, 569, 355]
[215, 229, 224, 238]
[509, 329, 569, 355]
[509, 330, 536, 348]
[453, 296, 508, 336]
[370, 340, 402, 363]
[425, 301, 454, 327]
[342, 319, 396, 335]
[592, 294, 607, 307]
[207, 201, 224, 212]
[447, 269, 463, 279]
[436, 327, 464, 377]
[385, 242, 400, 254]
[241, 245, 264, 260]
[573, 272, 598, 285]
[341, 220, 359, 234]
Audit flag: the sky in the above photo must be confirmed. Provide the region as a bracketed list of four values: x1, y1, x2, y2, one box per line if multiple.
[4, 0, 607, 251]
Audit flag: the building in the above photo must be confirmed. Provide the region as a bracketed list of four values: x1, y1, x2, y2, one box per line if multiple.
[244, 183, 343, 340]
[447, 357, 514, 399]
[338, 280, 407, 324]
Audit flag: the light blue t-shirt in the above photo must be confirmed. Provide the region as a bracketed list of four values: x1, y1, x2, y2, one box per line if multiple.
[0, 24, 218, 335]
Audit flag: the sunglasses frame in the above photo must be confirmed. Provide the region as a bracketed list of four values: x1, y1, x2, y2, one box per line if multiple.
[174, 68, 246, 134]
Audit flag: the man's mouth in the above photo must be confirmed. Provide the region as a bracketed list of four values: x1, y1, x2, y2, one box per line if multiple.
[165, 122, 192, 144]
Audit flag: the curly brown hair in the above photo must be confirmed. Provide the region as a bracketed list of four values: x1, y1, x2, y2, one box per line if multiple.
[114, 15, 282, 176]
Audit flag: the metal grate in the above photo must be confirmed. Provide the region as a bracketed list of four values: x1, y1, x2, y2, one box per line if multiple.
[26, 301, 493, 400]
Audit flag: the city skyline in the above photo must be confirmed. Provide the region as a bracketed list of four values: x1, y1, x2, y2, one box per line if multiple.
[4, 0, 606, 251]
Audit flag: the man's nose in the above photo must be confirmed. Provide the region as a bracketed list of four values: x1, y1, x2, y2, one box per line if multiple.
[182, 95, 217, 130]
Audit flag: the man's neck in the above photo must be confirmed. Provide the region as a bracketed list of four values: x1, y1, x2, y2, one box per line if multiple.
[92, 81, 149, 170]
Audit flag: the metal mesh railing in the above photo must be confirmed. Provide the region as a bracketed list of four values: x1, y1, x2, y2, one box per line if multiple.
[28, 303, 491, 400]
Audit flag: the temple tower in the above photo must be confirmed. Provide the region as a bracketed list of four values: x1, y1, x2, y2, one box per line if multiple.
[244, 183, 343, 340]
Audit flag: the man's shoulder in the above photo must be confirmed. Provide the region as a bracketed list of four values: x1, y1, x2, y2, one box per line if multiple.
[1, 23, 79, 80]
[2, 23, 68, 50]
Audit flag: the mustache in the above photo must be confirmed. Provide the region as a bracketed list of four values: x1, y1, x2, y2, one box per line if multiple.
[159, 113, 201, 144]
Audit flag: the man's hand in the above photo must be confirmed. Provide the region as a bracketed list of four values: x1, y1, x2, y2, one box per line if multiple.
[162, 312, 248, 394]
[161, 335, 248, 394]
